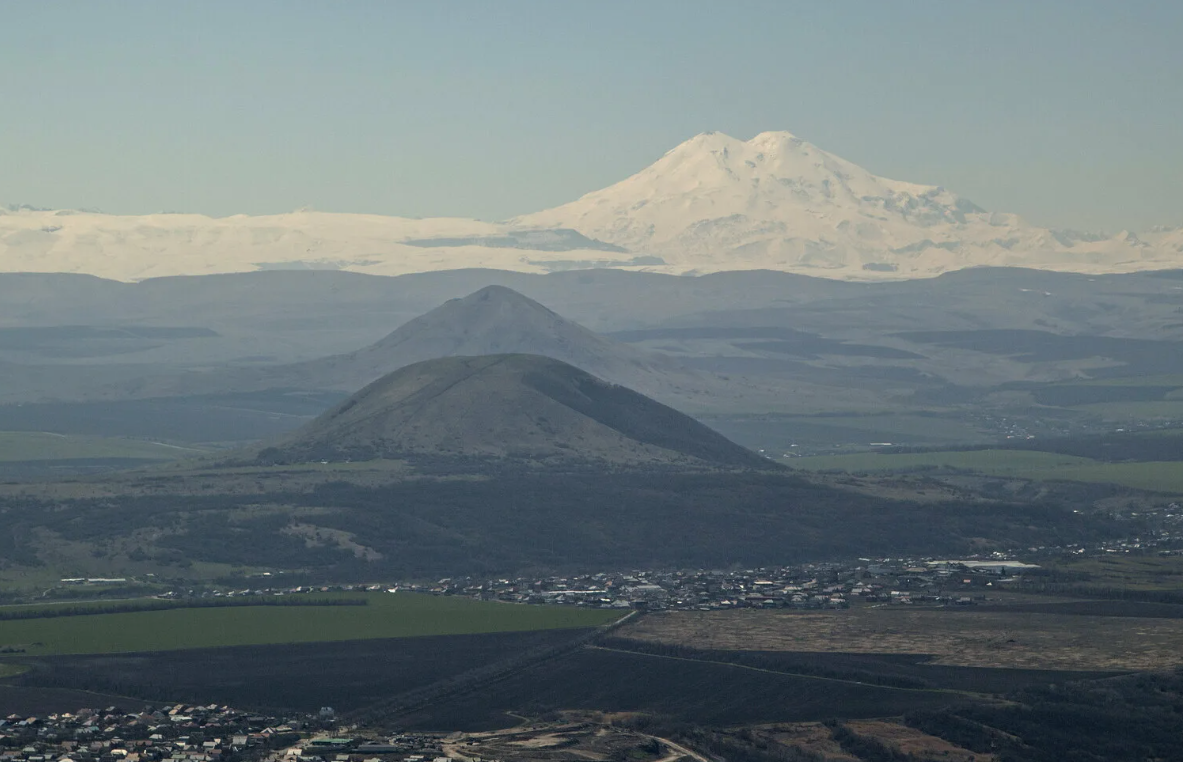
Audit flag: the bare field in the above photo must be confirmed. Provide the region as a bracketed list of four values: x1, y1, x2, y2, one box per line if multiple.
[842, 720, 995, 762]
[437, 722, 669, 762]
[619, 608, 1183, 671]
[762, 723, 857, 761]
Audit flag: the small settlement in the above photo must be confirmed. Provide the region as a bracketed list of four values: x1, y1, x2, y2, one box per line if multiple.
[0, 705, 316, 762]
[142, 556, 1044, 611]
[0, 705, 477, 762]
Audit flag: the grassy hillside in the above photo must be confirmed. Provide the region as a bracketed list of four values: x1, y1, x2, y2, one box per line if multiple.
[266, 353, 768, 468]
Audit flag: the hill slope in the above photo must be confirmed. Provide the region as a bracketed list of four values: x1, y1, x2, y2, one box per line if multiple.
[261, 353, 768, 469]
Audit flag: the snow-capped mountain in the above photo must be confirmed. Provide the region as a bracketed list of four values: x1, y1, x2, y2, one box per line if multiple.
[2, 131, 1180, 281]
[514, 131, 1182, 277]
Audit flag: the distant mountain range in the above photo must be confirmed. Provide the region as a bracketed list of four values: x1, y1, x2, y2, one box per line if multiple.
[103, 285, 760, 412]
[4, 131, 1180, 281]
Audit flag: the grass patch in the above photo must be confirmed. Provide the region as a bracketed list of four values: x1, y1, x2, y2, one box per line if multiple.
[0, 431, 200, 462]
[1072, 401, 1183, 420]
[1014, 461, 1183, 494]
[1045, 555, 1183, 592]
[17, 629, 597, 713]
[0, 592, 618, 656]
[793, 449, 1183, 494]
[792, 449, 1093, 474]
[1075, 375, 1183, 387]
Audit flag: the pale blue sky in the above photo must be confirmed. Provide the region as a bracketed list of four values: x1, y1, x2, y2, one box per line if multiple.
[2, 1, 1181, 231]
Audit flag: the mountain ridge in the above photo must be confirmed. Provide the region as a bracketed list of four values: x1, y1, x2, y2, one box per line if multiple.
[3, 130, 1180, 281]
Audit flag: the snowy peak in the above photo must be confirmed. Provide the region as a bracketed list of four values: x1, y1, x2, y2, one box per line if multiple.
[512, 130, 987, 264]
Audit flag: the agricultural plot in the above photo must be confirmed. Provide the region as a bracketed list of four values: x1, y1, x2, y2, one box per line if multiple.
[1045, 554, 1183, 592]
[793, 449, 1091, 474]
[0, 593, 618, 656]
[8, 628, 597, 713]
[618, 607, 1183, 671]
[1074, 400, 1183, 421]
[0, 431, 198, 462]
[395, 645, 961, 731]
[1013, 460, 1183, 493]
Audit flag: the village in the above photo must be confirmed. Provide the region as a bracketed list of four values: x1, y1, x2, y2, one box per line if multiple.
[416, 556, 1035, 610]
[58, 512, 1178, 614]
[0, 704, 329, 762]
[143, 529, 1180, 611]
[0, 704, 684, 762]
[141, 556, 1034, 612]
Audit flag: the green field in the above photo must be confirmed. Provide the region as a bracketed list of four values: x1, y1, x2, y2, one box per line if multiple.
[792, 449, 1183, 493]
[792, 449, 1093, 474]
[1073, 401, 1183, 420]
[1072, 375, 1183, 388]
[0, 593, 619, 656]
[1045, 555, 1183, 592]
[0, 431, 200, 462]
[1015, 461, 1183, 494]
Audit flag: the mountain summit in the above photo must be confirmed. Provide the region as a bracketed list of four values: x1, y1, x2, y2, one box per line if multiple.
[261, 353, 768, 469]
[516, 130, 981, 261]
[2, 132, 1179, 280]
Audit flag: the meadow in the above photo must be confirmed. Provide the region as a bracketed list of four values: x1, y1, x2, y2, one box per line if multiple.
[792, 448, 1090, 474]
[12, 628, 598, 713]
[1014, 460, 1183, 493]
[1044, 554, 1183, 592]
[0, 431, 198, 462]
[1074, 400, 1183, 421]
[792, 448, 1183, 493]
[0, 592, 619, 656]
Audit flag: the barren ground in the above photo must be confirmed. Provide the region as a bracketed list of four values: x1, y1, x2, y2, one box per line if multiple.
[618, 607, 1183, 671]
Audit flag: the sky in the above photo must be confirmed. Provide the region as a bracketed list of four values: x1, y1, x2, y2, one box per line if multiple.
[2, 1, 1181, 232]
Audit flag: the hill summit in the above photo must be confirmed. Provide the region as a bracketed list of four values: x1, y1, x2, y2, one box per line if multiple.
[145, 284, 703, 404]
[309, 284, 687, 396]
[260, 353, 767, 469]
[89, 284, 737, 411]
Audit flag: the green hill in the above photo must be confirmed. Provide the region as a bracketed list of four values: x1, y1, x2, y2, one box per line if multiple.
[261, 353, 769, 470]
